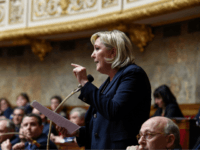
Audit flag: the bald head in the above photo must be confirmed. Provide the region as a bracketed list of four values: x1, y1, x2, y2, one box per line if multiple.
[0, 119, 15, 143]
[138, 117, 180, 150]
[141, 117, 169, 133]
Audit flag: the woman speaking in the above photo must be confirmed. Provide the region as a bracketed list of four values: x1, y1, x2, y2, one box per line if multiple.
[59, 30, 151, 149]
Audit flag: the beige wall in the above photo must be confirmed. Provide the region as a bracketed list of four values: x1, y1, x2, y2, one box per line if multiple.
[0, 20, 200, 106]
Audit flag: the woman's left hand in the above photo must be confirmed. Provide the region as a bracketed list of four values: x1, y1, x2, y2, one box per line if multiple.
[56, 125, 79, 137]
[71, 63, 88, 87]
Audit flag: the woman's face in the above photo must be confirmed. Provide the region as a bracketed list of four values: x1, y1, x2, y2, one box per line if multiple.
[0, 99, 9, 111]
[16, 96, 27, 107]
[91, 38, 113, 74]
[155, 97, 164, 108]
[51, 98, 60, 111]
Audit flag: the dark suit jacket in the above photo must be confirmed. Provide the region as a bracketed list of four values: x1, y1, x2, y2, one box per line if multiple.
[24, 104, 33, 114]
[76, 64, 151, 149]
[153, 103, 184, 118]
[3, 107, 13, 119]
[195, 109, 200, 125]
[24, 133, 57, 150]
[42, 122, 58, 136]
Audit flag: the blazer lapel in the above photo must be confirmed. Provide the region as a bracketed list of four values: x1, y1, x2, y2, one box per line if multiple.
[103, 67, 125, 94]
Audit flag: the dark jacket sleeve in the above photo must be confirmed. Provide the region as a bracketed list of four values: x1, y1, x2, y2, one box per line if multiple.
[76, 126, 86, 147]
[3, 107, 13, 119]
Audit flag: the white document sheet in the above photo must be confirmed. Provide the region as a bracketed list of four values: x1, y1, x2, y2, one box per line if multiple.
[31, 100, 80, 134]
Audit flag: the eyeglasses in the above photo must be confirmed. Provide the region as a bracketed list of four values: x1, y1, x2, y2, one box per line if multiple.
[13, 114, 24, 117]
[136, 132, 165, 141]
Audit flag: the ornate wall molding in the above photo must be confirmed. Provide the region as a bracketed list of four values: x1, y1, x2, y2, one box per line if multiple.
[0, 0, 199, 41]
[0, 1, 5, 26]
[9, 0, 24, 24]
[109, 23, 154, 52]
[102, 0, 118, 8]
[32, 0, 97, 22]
[31, 39, 52, 61]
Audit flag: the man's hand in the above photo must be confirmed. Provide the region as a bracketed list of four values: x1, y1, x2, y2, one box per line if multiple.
[1, 139, 12, 150]
[126, 145, 139, 150]
[12, 142, 25, 150]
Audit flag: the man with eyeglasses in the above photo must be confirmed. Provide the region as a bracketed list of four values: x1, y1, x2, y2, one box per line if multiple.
[126, 116, 182, 150]
[12, 107, 25, 132]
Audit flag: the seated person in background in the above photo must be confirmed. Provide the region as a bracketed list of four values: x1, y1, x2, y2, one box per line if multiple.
[51, 107, 86, 143]
[152, 85, 184, 118]
[195, 109, 200, 126]
[50, 95, 66, 118]
[0, 119, 20, 150]
[11, 113, 57, 150]
[126, 116, 182, 150]
[12, 107, 25, 132]
[16, 93, 32, 114]
[0, 98, 13, 119]
[193, 135, 200, 150]
[32, 108, 58, 136]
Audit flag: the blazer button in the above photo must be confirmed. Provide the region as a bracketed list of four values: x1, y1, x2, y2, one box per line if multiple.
[95, 133, 98, 137]
[94, 114, 97, 118]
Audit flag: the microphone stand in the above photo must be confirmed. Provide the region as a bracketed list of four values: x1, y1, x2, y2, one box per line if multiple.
[47, 84, 82, 150]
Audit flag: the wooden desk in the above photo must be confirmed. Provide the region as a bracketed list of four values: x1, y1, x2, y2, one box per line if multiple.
[56, 142, 84, 150]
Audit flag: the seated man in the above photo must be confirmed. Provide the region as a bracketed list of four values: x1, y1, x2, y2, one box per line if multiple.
[51, 107, 86, 143]
[126, 116, 181, 150]
[32, 108, 58, 136]
[0, 119, 20, 150]
[12, 107, 25, 132]
[12, 113, 57, 150]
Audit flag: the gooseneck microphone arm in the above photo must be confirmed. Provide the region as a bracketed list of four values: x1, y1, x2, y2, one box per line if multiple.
[47, 75, 94, 150]
[0, 132, 41, 148]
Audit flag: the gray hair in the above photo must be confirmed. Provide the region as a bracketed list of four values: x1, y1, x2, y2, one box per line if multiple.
[164, 119, 180, 148]
[70, 107, 87, 119]
[13, 107, 25, 114]
[0, 119, 15, 131]
[91, 30, 135, 69]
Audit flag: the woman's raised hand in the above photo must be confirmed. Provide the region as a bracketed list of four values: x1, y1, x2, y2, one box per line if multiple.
[71, 63, 88, 87]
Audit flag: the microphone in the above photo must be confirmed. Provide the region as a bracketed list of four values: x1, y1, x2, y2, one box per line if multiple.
[76, 74, 94, 91]
[87, 74, 94, 83]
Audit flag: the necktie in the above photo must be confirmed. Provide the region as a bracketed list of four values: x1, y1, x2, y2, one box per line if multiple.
[28, 143, 32, 150]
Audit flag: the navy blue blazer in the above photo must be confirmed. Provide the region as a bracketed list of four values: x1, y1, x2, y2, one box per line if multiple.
[24, 133, 57, 150]
[24, 104, 33, 114]
[42, 122, 58, 136]
[153, 103, 184, 118]
[76, 64, 151, 149]
[195, 109, 200, 126]
[3, 107, 13, 119]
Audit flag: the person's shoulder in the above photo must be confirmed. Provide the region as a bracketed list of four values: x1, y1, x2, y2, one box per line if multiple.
[124, 63, 145, 73]
[167, 103, 179, 108]
[36, 133, 48, 143]
[10, 135, 20, 145]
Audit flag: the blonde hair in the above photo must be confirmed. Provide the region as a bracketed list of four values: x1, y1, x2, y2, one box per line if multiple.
[90, 30, 135, 69]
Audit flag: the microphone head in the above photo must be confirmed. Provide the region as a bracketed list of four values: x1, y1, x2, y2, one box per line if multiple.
[87, 74, 94, 83]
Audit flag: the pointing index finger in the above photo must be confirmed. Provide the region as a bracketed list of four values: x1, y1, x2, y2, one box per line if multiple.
[71, 63, 81, 68]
